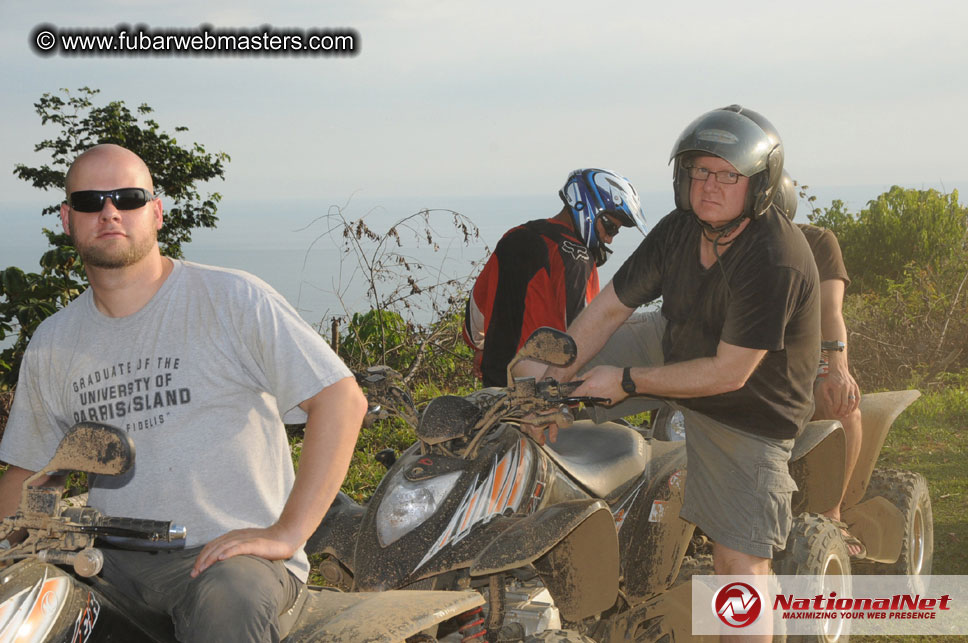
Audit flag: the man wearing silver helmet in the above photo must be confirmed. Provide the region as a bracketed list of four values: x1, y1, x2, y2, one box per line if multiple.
[463, 168, 648, 386]
[537, 107, 820, 591]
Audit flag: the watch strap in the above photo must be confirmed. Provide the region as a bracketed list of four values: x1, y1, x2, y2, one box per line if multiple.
[622, 366, 636, 394]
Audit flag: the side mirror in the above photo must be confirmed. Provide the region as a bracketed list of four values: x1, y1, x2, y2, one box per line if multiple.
[506, 327, 578, 384]
[28, 422, 134, 483]
[417, 395, 482, 445]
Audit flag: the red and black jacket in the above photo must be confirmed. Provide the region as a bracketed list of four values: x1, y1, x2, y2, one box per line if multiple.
[464, 218, 599, 386]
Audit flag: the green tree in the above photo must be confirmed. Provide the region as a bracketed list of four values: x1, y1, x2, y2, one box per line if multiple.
[0, 87, 230, 390]
[809, 187, 968, 388]
[811, 186, 967, 296]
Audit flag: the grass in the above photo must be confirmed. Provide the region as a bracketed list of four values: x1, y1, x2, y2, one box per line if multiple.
[876, 386, 968, 575]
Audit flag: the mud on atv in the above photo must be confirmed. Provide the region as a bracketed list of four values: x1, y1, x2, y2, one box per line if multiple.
[325, 328, 929, 642]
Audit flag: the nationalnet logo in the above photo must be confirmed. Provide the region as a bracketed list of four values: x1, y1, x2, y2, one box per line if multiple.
[775, 589, 951, 621]
[712, 582, 763, 628]
[692, 575, 968, 636]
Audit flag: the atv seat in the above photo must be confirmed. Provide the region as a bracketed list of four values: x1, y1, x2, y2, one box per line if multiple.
[544, 420, 649, 503]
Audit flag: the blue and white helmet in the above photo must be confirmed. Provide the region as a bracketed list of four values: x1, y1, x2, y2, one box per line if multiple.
[559, 168, 648, 251]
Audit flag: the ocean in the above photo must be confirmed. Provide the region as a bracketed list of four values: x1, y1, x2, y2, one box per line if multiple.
[0, 184, 956, 342]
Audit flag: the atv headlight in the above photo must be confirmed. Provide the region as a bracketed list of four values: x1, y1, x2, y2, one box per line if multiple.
[376, 471, 461, 547]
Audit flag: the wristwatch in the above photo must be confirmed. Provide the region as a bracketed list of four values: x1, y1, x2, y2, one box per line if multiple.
[621, 367, 636, 395]
[821, 340, 846, 352]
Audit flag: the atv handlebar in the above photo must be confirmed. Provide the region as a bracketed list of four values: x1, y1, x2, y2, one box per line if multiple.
[0, 503, 188, 573]
[90, 514, 187, 542]
[83, 513, 187, 551]
[57, 508, 186, 551]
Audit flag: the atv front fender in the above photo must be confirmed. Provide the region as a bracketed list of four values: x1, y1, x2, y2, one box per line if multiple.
[305, 491, 365, 569]
[471, 499, 619, 621]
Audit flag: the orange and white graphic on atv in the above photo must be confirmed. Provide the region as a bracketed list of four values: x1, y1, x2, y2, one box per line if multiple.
[415, 438, 534, 572]
[0, 572, 70, 643]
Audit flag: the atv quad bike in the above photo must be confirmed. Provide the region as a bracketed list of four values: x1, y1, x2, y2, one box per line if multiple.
[321, 329, 928, 642]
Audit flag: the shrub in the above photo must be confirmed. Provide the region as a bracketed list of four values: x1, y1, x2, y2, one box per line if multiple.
[809, 187, 968, 390]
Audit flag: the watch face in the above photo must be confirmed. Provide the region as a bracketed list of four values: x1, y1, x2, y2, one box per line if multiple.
[622, 367, 635, 394]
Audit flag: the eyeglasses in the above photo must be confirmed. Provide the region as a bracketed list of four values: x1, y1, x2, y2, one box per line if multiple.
[67, 188, 156, 213]
[597, 214, 621, 237]
[686, 166, 742, 185]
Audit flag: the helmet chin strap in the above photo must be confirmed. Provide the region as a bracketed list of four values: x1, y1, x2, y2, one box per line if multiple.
[591, 243, 612, 267]
[691, 210, 742, 299]
[690, 210, 749, 242]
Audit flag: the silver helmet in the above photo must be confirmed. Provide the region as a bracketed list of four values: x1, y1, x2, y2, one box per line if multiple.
[774, 170, 798, 220]
[670, 105, 784, 221]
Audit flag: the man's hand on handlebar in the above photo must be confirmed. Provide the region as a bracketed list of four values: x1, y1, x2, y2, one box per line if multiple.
[570, 366, 628, 406]
[514, 377, 612, 445]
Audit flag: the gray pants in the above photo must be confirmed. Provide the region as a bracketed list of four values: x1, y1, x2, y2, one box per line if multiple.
[579, 308, 796, 558]
[102, 547, 301, 643]
[582, 308, 667, 423]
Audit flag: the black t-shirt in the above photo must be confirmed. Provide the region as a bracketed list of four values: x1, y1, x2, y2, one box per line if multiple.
[798, 223, 850, 286]
[612, 208, 820, 439]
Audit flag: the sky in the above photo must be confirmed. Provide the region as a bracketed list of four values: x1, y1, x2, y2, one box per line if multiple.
[1, 0, 966, 319]
[2, 1, 965, 205]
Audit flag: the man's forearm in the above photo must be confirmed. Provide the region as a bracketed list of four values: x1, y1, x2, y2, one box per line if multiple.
[821, 308, 848, 345]
[630, 341, 766, 398]
[547, 283, 635, 381]
[275, 377, 366, 547]
[633, 358, 747, 398]
[819, 279, 849, 346]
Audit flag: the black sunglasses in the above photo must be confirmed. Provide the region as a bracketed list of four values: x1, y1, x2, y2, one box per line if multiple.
[596, 213, 621, 237]
[67, 188, 155, 213]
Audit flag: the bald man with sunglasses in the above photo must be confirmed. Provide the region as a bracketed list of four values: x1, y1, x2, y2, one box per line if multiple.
[0, 144, 367, 642]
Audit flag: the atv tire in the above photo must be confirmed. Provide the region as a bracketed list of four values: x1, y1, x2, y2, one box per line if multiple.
[774, 514, 850, 643]
[855, 469, 933, 581]
[651, 406, 686, 441]
[673, 553, 714, 586]
[775, 513, 851, 577]
[524, 630, 595, 642]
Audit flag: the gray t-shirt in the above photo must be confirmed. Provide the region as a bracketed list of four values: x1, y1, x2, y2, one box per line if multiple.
[0, 260, 352, 581]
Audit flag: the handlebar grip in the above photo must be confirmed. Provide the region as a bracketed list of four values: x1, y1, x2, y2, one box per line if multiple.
[96, 516, 186, 542]
[97, 534, 187, 552]
[562, 395, 611, 406]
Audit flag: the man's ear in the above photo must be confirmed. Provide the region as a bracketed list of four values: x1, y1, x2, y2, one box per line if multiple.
[60, 202, 71, 235]
[153, 197, 164, 231]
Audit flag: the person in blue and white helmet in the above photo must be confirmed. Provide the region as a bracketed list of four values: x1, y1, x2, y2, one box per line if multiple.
[559, 168, 649, 267]
[463, 168, 647, 386]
